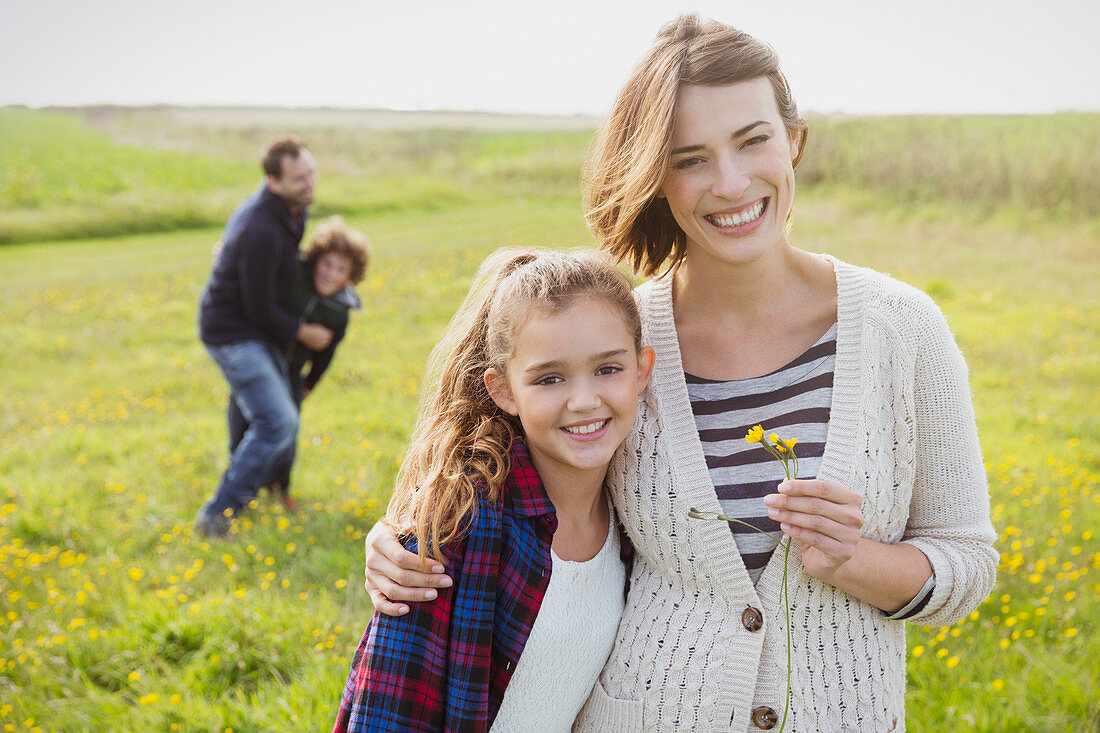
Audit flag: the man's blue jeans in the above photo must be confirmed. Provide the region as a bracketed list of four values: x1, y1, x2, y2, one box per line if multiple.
[200, 340, 299, 518]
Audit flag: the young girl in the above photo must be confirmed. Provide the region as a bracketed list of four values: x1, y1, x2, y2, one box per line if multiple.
[333, 248, 655, 732]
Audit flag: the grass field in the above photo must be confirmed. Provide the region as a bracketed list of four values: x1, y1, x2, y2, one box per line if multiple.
[0, 107, 1097, 732]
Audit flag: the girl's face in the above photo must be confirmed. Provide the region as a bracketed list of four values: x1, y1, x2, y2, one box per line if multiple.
[485, 297, 654, 488]
[658, 78, 800, 269]
[313, 252, 353, 297]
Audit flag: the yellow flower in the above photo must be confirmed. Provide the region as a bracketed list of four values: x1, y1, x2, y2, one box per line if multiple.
[783, 438, 798, 451]
[745, 425, 764, 443]
[769, 432, 782, 444]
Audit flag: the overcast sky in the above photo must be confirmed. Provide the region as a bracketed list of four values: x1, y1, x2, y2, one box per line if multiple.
[2, 0, 1098, 116]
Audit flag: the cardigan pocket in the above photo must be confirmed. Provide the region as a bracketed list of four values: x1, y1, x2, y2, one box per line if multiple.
[572, 677, 645, 732]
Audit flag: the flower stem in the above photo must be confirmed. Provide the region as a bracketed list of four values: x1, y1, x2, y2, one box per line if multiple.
[687, 507, 792, 732]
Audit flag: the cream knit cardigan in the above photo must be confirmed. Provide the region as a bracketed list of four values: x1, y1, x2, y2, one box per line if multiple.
[574, 256, 997, 733]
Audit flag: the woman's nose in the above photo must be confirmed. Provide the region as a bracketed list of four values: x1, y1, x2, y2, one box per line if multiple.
[711, 155, 751, 200]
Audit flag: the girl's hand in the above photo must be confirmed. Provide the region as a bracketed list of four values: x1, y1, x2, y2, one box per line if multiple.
[363, 520, 452, 616]
[763, 479, 863, 582]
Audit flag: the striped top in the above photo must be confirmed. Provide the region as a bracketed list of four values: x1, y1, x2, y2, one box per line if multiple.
[686, 324, 836, 584]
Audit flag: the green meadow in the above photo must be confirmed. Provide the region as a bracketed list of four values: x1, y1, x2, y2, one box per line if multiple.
[0, 106, 1096, 732]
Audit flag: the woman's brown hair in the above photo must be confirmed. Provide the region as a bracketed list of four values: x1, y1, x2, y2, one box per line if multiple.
[584, 14, 807, 277]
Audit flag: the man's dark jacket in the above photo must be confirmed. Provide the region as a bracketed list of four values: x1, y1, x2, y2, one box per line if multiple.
[199, 184, 305, 351]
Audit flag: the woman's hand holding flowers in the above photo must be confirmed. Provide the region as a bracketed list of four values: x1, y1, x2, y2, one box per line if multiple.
[763, 479, 863, 582]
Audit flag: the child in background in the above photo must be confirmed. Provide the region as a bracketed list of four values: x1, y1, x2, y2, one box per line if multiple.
[229, 216, 370, 511]
[333, 249, 654, 732]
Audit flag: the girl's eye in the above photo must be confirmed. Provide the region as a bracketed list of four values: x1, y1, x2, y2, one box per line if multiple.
[535, 375, 563, 386]
[742, 135, 769, 148]
[596, 365, 622, 376]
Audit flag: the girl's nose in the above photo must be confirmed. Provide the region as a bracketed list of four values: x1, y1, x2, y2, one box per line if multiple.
[567, 380, 602, 412]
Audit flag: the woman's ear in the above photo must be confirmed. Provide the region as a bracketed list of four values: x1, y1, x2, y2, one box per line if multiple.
[636, 346, 656, 394]
[484, 368, 519, 416]
[788, 127, 803, 164]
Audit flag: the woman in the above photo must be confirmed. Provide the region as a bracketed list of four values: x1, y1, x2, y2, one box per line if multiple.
[363, 15, 996, 732]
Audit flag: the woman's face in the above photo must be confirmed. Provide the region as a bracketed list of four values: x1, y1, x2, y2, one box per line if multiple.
[658, 78, 800, 269]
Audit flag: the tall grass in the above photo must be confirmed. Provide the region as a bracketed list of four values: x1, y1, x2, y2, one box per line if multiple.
[798, 114, 1100, 218]
[3, 107, 1098, 244]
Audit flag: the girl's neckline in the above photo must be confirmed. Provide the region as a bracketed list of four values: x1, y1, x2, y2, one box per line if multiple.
[550, 497, 615, 565]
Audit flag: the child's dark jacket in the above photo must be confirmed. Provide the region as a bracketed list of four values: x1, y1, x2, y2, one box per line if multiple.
[285, 259, 361, 395]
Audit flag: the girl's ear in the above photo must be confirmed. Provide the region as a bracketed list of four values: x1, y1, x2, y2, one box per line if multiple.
[484, 368, 519, 416]
[636, 346, 656, 394]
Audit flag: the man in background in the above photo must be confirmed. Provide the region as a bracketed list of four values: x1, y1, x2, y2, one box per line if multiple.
[195, 136, 331, 538]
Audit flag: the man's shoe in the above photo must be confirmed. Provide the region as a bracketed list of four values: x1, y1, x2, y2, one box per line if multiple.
[194, 512, 230, 539]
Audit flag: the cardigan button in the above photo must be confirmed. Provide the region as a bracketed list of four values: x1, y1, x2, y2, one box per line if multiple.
[751, 706, 778, 729]
[742, 606, 764, 632]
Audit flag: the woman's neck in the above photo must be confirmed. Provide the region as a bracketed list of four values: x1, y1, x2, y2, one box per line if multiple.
[671, 244, 838, 380]
[673, 244, 813, 326]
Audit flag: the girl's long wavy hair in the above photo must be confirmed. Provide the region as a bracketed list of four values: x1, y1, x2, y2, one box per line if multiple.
[386, 247, 641, 563]
[584, 14, 808, 278]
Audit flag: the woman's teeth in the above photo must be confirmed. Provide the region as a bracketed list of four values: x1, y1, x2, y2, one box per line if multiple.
[563, 420, 608, 435]
[706, 200, 765, 227]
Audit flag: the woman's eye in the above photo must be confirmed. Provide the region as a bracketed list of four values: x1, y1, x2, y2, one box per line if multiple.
[742, 135, 769, 148]
[673, 156, 703, 170]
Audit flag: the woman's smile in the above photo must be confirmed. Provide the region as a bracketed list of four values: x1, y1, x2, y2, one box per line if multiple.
[704, 197, 769, 231]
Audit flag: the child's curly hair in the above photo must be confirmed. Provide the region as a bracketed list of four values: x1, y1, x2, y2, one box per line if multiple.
[304, 216, 371, 285]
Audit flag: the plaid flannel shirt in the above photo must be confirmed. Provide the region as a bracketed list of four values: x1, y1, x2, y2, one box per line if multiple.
[333, 438, 632, 733]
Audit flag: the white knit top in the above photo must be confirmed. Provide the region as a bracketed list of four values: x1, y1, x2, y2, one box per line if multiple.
[491, 511, 625, 732]
[573, 256, 997, 733]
